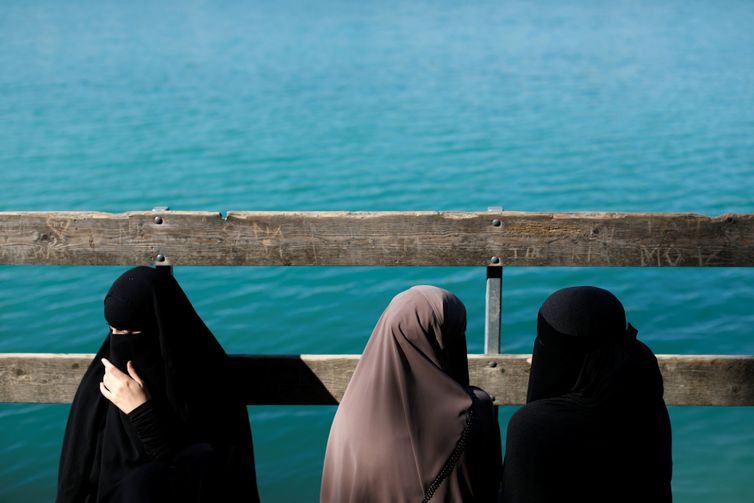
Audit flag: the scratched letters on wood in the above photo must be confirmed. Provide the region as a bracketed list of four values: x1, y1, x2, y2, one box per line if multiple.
[0, 211, 751, 266]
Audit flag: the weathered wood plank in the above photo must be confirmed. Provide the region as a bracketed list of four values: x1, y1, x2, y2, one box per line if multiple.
[1, 211, 752, 266]
[1, 354, 752, 406]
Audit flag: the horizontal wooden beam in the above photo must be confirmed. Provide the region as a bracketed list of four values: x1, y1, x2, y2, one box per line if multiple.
[1, 354, 752, 406]
[1, 211, 752, 266]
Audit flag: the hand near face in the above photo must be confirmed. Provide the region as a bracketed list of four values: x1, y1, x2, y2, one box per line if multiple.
[100, 358, 150, 414]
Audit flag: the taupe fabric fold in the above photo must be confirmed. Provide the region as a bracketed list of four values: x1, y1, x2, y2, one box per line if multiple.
[321, 285, 498, 502]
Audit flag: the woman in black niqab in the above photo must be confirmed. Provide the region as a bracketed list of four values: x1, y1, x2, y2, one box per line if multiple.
[500, 286, 672, 503]
[57, 266, 259, 503]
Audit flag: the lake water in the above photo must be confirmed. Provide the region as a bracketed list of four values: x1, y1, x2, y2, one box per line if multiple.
[1, 0, 753, 501]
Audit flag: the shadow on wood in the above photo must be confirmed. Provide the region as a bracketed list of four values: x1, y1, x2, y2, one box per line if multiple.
[230, 355, 344, 405]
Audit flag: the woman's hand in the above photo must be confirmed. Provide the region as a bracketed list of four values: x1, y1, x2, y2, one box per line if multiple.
[100, 358, 150, 414]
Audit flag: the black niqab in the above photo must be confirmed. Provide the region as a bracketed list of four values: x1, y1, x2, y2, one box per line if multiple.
[57, 266, 259, 503]
[501, 286, 672, 503]
[526, 286, 627, 402]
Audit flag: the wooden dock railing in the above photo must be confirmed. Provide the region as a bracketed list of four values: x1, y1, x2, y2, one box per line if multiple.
[1, 210, 753, 406]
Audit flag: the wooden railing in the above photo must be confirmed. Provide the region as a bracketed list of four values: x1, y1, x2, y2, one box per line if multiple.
[1, 211, 753, 406]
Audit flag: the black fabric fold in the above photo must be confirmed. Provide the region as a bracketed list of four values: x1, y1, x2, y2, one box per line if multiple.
[127, 401, 173, 462]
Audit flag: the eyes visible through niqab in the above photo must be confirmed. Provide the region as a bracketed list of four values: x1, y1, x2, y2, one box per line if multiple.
[108, 325, 142, 335]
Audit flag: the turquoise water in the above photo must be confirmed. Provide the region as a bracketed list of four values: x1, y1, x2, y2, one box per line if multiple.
[1, 0, 753, 500]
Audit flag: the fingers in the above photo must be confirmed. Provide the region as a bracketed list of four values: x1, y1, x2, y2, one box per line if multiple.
[101, 358, 126, 378]
[100, 358, 149, 408]
[99, 381, 112, 401]
[127, 361, 144, 386]
[100, 361, 147, 412]
[101, 369, 117, 396]
[101, 358, 127, 394]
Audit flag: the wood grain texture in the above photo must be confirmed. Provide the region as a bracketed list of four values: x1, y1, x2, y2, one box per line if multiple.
[1, 211, 752, 266]
[2, 354, 752, 406]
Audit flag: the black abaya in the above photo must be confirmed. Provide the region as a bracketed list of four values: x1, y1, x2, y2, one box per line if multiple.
[57, 266, 259, 503]
[501, 286, 672, 503]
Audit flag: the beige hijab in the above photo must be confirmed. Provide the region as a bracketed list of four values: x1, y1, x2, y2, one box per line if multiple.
[321, 286, 475, 502]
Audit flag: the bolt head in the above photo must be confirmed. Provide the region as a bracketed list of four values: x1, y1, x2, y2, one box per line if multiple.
[154, 216, 163, 225]
[490, 256, 500, 264]
[488, 361, 497, 368]
[156, 254, 166, 262]
[491, 218, 501, 227]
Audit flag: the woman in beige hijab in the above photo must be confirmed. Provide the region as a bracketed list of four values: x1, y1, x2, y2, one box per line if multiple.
[321, 286, 502, 502]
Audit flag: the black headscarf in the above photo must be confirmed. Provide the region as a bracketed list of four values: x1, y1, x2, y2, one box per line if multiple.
[501, 286, 672, 503]
[57, 266, 259, 503]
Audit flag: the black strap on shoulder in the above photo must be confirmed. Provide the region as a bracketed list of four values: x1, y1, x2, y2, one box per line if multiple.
[421, 391, 477, 502]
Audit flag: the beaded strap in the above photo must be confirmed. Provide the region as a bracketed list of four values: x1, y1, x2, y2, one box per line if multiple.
[421, 392, 476, 502]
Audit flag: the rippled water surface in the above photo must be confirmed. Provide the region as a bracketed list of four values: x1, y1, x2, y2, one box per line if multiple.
[1, 1, 753, 501]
